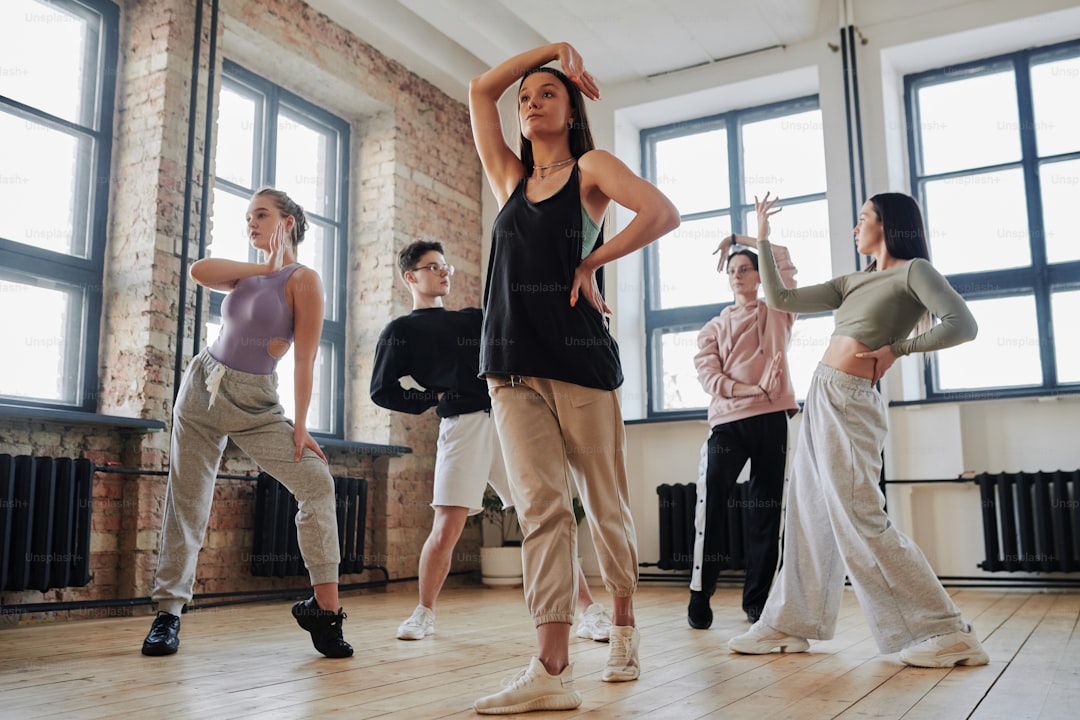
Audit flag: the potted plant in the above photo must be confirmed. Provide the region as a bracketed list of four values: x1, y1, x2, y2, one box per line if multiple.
[479, 487, 523, 586]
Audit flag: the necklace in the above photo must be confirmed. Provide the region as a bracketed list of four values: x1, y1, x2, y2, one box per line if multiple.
[534, 157, 574, 179]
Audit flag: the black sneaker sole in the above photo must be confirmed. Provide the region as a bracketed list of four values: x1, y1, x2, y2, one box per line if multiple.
[141, 641, 179, 656]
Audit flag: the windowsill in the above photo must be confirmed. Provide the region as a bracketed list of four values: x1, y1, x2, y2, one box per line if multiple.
[314, 436, 412, 457]
[890, 386, 1080, 408]
[0, 406, 413, 456]
[0, 404, 166, 432]
[624, 412, 709, 426]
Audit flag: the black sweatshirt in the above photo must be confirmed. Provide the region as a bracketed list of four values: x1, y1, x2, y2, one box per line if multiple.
[369, 307, 491, 418]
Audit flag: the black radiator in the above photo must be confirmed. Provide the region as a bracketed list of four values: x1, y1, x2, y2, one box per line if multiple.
[0, 454, 95, 592]
[656, 483, 697, 570]
[251, 472, 367, 577]
[977, 470, 1080, 572]
[656, 481, 752, 572]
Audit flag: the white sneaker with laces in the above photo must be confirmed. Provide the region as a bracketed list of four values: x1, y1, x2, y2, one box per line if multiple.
[602, 625, 640, 682]
[900, 623, 989, 667]
[728, 621, 809, 655]
[396, 605, 435, 640]
[473, 657, 582, 714]
[575, 603, 612, 642]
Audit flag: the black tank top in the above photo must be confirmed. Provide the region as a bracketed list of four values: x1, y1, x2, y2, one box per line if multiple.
[480, 164, 622, 390]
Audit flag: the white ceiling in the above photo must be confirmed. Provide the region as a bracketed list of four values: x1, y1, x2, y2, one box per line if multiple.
[302, 0, 833, 100]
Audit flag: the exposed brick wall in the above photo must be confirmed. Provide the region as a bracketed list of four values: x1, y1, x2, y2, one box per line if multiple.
[1, 0, 485, 623]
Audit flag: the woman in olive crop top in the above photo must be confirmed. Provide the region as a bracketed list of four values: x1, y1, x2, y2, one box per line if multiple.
[141, 187, 352, 660]
[729, 193, 989, 668]
[469, 42, 680, 713]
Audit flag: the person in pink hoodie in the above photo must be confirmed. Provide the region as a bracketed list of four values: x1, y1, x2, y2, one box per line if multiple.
[688, 195, 799, 628]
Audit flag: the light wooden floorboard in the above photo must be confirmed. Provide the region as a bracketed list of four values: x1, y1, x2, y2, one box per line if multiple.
[1, 584, 1078, 719]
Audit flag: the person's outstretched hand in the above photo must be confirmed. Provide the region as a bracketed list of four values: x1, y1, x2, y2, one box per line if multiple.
[755, 192, 782, 242]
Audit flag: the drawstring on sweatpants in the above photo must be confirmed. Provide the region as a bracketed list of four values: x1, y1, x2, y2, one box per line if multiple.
[205, 363, 226, 409]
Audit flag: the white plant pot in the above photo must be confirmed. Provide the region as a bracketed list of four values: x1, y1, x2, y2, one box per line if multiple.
[480, 545, 523, 587]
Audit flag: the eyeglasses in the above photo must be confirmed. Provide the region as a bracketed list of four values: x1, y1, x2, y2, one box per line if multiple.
[727, 265, 757, 276]
[410, 263, 455, 276]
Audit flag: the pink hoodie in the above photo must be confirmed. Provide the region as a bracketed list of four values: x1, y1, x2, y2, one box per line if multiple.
[694, 244, 800, 427]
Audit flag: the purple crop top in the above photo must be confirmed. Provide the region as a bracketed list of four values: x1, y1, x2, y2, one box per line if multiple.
[208, 264, 301, 374]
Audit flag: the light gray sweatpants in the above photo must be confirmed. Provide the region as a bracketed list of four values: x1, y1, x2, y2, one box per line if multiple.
[760, 364, 964, 653]
[151, 350, 340, 616]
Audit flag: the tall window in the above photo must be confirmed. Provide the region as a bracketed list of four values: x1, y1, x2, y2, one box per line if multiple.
[906, 39, 1080, 397]
[642, 97, 832, 417]
[208, 61, 349, 435]
[0, 0, 118, 411]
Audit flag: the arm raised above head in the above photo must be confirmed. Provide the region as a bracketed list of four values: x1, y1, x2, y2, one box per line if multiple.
[469, 43, 599, 206]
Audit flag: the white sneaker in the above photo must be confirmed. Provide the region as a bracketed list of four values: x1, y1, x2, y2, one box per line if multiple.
[575, 603, 612, 642]
[473, 657, 582, 714]
[900, 623, 989, 667]
[728, 622, 809, 655]
[396, 605, 434, 640]
[602, 625, 640, 682]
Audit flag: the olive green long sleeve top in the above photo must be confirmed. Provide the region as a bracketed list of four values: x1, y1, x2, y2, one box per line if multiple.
[756, 239, 978, 356]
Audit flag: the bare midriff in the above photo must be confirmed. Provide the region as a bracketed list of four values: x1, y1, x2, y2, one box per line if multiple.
[820, 334, 885, 380]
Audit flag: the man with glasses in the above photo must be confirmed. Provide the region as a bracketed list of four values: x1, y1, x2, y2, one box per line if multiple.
[371, 241, 612, 642]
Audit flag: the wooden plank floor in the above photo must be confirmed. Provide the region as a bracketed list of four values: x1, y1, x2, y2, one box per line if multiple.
[1, 584, 1078, 719]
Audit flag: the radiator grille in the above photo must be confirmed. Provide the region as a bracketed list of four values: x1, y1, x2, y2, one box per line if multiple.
[656, 481, 752, 572]
[977, 470, 1080, 572]
[251, 473, 367, 577]
[0, 454, 95, 592]
[656, 483, 696, 570]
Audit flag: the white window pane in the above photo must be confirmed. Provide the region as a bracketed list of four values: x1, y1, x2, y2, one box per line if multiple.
[216, 86, 257, 187]
[276, 111, 332, 216]
[787, 315, 833, 401]
[935, 296, 1041, 390]
[0, 279, 78, 402]
[745, 199, 833, 286]
[656, 329, 709, 411]
[923, 169, 1029, 274]
[655, 216, 730, 309]
[1031, 54, 1080, 157]
[1040, 159, 1080, 264]
[0, 0, 93, 126]
[917, 71, 1020, 175]
[274, 340, 332, 432]
[298, 221, 334, 320]
[1052, 290, 1080, 384]
[655, 129, 728, 216]
[742, 109, 826, 200]
[209, 188, 253, 262]
[0, 112, 88, 256]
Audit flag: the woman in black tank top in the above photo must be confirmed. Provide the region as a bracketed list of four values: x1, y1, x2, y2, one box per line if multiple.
[469, 43, 680, 713]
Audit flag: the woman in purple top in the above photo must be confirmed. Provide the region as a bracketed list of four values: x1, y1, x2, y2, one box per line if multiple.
[141, 187, 352, 660]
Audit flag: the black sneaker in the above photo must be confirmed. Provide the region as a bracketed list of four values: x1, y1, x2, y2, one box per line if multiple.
[291, 596, 354, 658]
[142, 611, 181, 656]
[687, 589, 713, 630]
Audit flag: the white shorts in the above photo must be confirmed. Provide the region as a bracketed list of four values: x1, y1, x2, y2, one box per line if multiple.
[432, 410, 513, 514]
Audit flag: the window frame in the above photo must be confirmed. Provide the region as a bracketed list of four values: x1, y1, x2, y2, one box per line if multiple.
[0, 0, 118, 413]
[640, 94, 829, 419]
[205, 60, 350, 438]
[904, 38, 1080, 401]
